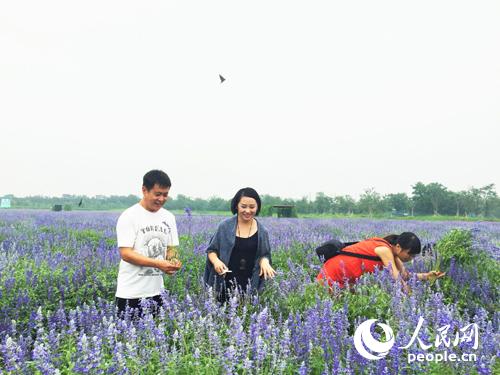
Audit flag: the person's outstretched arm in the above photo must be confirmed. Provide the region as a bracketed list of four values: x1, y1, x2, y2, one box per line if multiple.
[390, 251, 446, 281]
[415, 270, 446, 281]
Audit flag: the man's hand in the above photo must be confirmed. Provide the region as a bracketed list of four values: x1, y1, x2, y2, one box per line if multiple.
[155, 259, 182, 275]
[166, 258, 182, 268]
[119, 247, 182, 275]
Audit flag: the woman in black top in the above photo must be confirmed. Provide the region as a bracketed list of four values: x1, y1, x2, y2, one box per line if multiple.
[204, 187, 276, 301]
[225, 230, 258, 292]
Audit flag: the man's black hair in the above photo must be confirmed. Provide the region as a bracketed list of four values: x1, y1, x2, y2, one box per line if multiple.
[143, 170, 171, 190]
[230, 187, 261, 216]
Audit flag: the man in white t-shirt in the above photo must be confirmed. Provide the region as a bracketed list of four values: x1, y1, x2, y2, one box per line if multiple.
[115, 169, 182, 316]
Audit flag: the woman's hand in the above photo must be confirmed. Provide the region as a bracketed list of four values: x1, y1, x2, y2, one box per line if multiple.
[418, 270, 446, 281]
[213, 259, 229, 275]
[208, 251, 229, 275]
[259, 257, 276, 280]
[425, 270, 446, 281]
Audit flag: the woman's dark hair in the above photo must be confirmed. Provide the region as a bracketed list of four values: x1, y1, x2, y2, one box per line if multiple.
[383, 232, 421, 255]
[230, 187, 261, 215]
[143, 170, 171, 190]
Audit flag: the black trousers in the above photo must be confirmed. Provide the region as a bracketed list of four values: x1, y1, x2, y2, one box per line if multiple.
[116, 295, 163, 318]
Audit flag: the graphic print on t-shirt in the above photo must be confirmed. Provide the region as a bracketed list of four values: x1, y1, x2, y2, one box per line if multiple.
[137, 223, 172, 276]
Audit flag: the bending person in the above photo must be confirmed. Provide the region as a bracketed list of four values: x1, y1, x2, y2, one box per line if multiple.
[316, 232, 445, 290]
[203, 187, 276, 301]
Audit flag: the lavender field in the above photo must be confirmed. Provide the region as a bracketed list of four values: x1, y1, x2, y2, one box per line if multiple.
[0, 210, 499, 374]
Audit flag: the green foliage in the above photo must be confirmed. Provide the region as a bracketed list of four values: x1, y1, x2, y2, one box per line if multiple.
[435, 229, 499, 283]
[332, 195, 356, 215]
[0, 249, 117, 328]
[260, 205, 274, 217]
[270, 283, 330, 315]
[475, 252, 500, 287]
[68, 228, 104, 247]
[313, 192, 333, 214]
[433, 229, 499, 314]
[492, 357, 500, 375]
[412, 182, 450, 216]
[161, 354, 223, 375]
[384, 193, 411, 214]
[308, 345, 326, 374]
[105, 237, 117, 247]
[336, 283, 392, 325]
[357, 188, 384, 216]
[39, 225, 57, 234]
[435, 229, 474, 269]
[423, 361, 458, 375]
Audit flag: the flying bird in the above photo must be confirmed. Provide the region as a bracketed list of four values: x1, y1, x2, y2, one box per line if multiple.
[219, 74, 226, 84]
[78, 198, 83, 207]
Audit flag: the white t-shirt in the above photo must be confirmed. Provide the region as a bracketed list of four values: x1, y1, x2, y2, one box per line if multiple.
[115, 203, 179, 299]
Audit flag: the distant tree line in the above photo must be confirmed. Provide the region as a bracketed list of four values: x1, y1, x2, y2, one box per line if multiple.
[0, 194, 140, 211]
[2, 182, 500, 218]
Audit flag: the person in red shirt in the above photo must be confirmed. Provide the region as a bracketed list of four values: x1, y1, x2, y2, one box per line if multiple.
[316, 232, 445, 290]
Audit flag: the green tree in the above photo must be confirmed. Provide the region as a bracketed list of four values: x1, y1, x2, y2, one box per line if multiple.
[332, 195, 356, 215]
[384, 193, 411, 214]
[207, 196, 229, 211]
[313, 192, 333, 214]
[412, 182, 431, 215]
[168, 194, 193, 210]
[412, 182, 449, 215]
[294, 196, 312, 214]
[426, 183, 449, 215]
[357, 188, 383, 216]
[480, 184, 498, 217]
[261, 194, 283, 207]
[451, 191, 468, 216]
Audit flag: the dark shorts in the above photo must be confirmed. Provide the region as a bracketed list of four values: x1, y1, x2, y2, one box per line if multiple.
[116, 295, 163, 318]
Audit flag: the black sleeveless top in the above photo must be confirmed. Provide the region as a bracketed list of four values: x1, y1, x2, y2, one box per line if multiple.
[225, 231, 258, 290]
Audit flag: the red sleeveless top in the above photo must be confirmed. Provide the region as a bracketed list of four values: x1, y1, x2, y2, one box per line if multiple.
[316, 238, 389, 288]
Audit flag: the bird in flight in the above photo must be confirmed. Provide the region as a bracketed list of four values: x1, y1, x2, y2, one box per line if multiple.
[219, 74, 226, 84]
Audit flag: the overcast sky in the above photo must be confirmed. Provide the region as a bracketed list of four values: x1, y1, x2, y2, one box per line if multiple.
[1, 1, 499, 200]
